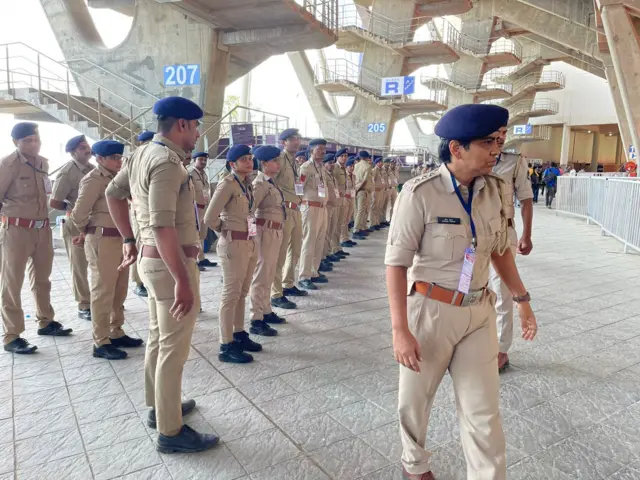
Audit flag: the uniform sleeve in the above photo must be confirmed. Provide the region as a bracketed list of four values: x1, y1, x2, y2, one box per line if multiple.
[299, 162, 310, 184]
[252, 181, 269, 209]
[384, 187, 426, 268]
[106, 164, 131, 200]
[148, 161, 183, 228]
[204, 181, 233, 232]
[70, 175, 100, 231]
[51, 169, 72, 204]
[514, 156, 534, 201]
[190, 171, 205, 204]
[0, 158, 17, 202]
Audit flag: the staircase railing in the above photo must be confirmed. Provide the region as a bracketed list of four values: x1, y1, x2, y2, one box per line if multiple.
[509, 98, 559, 119]
[421, 65, 514, 94]
[297, 0, 339, 32]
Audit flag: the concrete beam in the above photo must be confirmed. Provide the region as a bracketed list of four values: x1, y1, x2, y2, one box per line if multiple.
[222, 25, 311, 46]
[87, 0, 135, 16]
[522, 34, 605, 77]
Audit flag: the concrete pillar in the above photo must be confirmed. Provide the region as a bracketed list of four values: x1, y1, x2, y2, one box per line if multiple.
[602, 54, 634, 157]
[560, 123, 571, 165]
[590, 132, 600, 172]
[239, 71, 251, 122]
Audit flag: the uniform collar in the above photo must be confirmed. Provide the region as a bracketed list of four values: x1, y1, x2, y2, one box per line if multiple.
[97, 164, 115, 178]
[72, 158, 93, 173]
[153, 134, 187, 161]
[439, 164, 486, 194]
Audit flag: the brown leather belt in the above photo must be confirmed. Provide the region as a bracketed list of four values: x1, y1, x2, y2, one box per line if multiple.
[86, 226, 121, 237]
[196, 203, 207, 209]
[302, 200, 324, 208]
[507, 219, 514, 228]
[375, 188, 384, 191]
[256, 218, 283, 230]
[141, 244, 199, 259]
[414, 281, 485, 307]
[284, 201, 299, 210]
[1, 216, 49, 229]
[224, 230, 251, 241]
[339, 193, 347, 198]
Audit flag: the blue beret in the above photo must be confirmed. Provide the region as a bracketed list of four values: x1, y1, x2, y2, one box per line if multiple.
[11, 122, 38, 141]
[309, 138, 327, 147]
[383, 157, 392, 163]
[92, 140, 124, 157]
[250, 145, 261, 155]
[227, 144, 251, 163]
[335, 148, 348, 157]
[295, 150, 307, 158]
[193, 151, 209, 159]
[278, 128, 300, 142]
[153, 97, 203, 120]
[137, 131, 155, 143]
[323, 153, 335, 163]
[358, 150, 371, 159]
[435, 104, 509, 141]
[346, 158, 356, 167]
[254, 145, 281, 162]
[373, 157, 381, 165]
[65, 135, 86, 153]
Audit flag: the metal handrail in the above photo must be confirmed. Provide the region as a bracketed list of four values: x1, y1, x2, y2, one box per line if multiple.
[506, 124, 552, 144]
[298, 0, 338, 32]
[509, 98, 559, 118]
[511, 70, 566, 93]
[421, 66, 514, 94]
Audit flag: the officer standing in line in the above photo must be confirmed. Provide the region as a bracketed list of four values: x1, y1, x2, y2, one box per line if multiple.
[353, 151, 372, 239]
[249, 145, 287, 327]
[70, 140, 144, 360]
[369, 156, 385, 230]
[137, 130, 155, 146]
[189, 151, 217, 271]
[298, 138, 329, 291]
[340, 156, 358, 248]
[105, 98, 218, 453]
[321, 154, 342, 266]
[491, 129, 534, 372]
[270, 129, 306, 311]
[385, 105, 537, 480]
[49, 134, 94, 321]
[385, 158, 399, 224]
[379, 158, 392, 228]
[295, 150, 307, 168]
[1, 123, 73, 354]
[204, 145, 277, 365]
[333, 149, 355, 250]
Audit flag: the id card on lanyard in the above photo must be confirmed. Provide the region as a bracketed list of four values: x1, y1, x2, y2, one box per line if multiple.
[450, 170, 477, 295]
[43, 176, 52, 195]
[247, 216, 257, 237]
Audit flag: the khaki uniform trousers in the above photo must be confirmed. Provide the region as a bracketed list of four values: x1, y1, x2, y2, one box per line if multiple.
[387, 188, 398, 222]
[62, 218, 91, 310]
[399, 289, 505, 479]
[85, 234, 128, 346]
[217, 235, 258, 343]
[331, 199, 344, 253]
[250, 227, 283, 320]
[140, 256, 200, 437]
[271, 208, 302, 299]
[0, 225, 55, 344]
[489, 226, 518, 353]
[129, 208, 143, 286]
[355, 190, 369, 232]
[197, 209, 207, 262]
[299, 205, 328, 281]
[323, 204, 337, 257]
[341, 198, 355, 243]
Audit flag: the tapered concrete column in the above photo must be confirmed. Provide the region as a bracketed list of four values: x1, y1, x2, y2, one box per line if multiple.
[602, 54, 634, 155]
[590, 132, 600, 171]
[560, 124, 571, 166]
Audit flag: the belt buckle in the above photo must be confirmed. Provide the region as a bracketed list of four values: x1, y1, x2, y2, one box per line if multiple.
[33, 220, 45, 229]
[462, 290, 483, 307]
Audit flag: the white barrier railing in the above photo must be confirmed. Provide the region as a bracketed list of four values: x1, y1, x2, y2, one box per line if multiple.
[556, 176, 640, 253]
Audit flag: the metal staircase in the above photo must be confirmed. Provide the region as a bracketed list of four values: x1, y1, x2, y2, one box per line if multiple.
[507, 98, 559, 126]
[421, 67, 514, 101]
[505, 124, 552, 148]
[501, 70, 565, 106]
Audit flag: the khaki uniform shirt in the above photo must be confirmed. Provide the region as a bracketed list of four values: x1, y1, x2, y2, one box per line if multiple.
[71, 165, 116, 231]
[300, 159, 328, 204]
[385, 164, 509, 292]
[333, 162, 347, 197]
[205, 172, 254, 233]
[189, 166, 210, 209]
[273, 150, 301, 205]
[0, 151, 50, 220]
[354, 160, 373, 192]
[372, 167, 384, 191]
[253, 172, 285, 223]
[493, 152, 534, 222]
[346, 171, 356, 198]
[51, 159, 95, 210]
[106, 134, 199, 247]
[324, 169, 337, 207]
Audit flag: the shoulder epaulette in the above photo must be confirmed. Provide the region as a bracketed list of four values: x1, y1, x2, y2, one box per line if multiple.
[403, 169, 441, 192]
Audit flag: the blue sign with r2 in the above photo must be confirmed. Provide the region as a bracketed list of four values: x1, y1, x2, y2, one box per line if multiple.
[368, 123, 387, 133]
[164, 64, 201, 87]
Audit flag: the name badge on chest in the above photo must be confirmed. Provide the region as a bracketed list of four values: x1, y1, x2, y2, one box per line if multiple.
[247, 216, 257, 238]
[334, 188, 340, 198]
[43, 176, 52, 195]
[318, 185, 326, 198]
[437, 217, 461, 225]
[295, 182, 304, 196]
[457, 247, 476, 295]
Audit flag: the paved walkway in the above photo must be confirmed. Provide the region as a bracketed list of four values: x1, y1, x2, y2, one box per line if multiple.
[3, 206, 640, 480]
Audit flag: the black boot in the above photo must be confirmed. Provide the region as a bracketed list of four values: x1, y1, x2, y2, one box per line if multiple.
[270, 296, 297, 309]
[219, 342, 253, 364]
[299, 279, 318, 290]
[110, 334, 144, 348]
[282, 286, 308, 297]
[249, 320, 278, 337]
[264, 312, 286, 324]
[233, 331, 263, 351]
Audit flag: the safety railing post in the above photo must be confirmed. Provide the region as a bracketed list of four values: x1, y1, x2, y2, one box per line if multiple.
[129, 104, 134, 146]
[5, 45, 10, 92]
[66, 69, 71, 110]
[36, 53, 42, 100]
[97, 88, 104, 138]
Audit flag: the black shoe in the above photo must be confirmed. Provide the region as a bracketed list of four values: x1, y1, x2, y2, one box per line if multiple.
[110, 334, 144, 348]
[373, 225, 381, 230]
[4, 338, 37, 354]
[299, 279, 318, 290]
[156, 424, 219, 454]
[198, 265, 206, 272]
[78, 309, 91, 321]
[311, 275, 329, 284]
[38, 321, 73, 337]
[219, 342, 253, 363]
[366, 228, 374, 233]
[249, 320, 278, 337]
[93, 344, 127, 360]
[134, 284, 148, 297]
[270, 296, 297, 309]
[264, 312, 286, 324]
[335, 250, 349, 257]
[318, 263, 333, 272]
[340, 241, 354, 248]
[282, 286, 308, 297]
[353, 233, 366, 240]
[148, 399, 197, 429]
[326, 254, 341, 262]
[198, 259, 217, 268]
[322, 259, 334, 266]
[348, 221, 354, 229]
[233, 330, 264, 351]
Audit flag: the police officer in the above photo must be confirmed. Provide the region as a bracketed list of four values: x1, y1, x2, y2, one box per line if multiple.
[106, 97, 218, 453]
[491, 130, 534, 372]
[353, 151, 373, 238]
[334, 149, 355, 250]
[249, 145, 287, 327]
[295, 150, 307, 168]
[0, 123, 73, 354]
[385, 104, 537, 480]
[50, 134, 94, 320]
[71, 140, 143, 360]
[137, 130, 155, 146]
[369, 156, 386, 230]
[189, 151, 217, 270]
[340, 156, 358, 248]
[321, 153, 342, 265]
[205, 145, 276, 365]
[298, 138, 329, 290]
[271, 129, 306, 311]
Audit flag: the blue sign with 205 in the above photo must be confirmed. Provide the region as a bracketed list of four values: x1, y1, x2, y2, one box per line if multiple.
[163, 64, 201, 87]
[367, 123, 387, 133]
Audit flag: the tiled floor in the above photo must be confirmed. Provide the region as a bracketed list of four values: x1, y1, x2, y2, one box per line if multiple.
[3, 206, 640, 479]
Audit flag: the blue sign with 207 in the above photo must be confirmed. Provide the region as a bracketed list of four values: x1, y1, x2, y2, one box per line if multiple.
[163, 64, 201, 87]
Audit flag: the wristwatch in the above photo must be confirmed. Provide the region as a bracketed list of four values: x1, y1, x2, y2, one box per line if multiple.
[513, 292, 531, 303]
[123, 237, 136, 244]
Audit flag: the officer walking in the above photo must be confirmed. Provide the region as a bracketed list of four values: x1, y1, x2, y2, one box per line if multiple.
[298, 139, 329, 290]
[385, 104, 537, 480]
[70, 140, 143, 360]
[353, 151, 372, 239]
[189, 151, 217, 270]
[0, 123, 73, 354]
[270, 129, 306, 311]
[205, 145, 277, 365]
[106, 98, 218, 453]
[249, 145, 287, 327]
[49, 134, 94, 320]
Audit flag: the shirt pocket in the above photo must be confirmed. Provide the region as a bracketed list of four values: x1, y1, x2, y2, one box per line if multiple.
[17, 175, 38, 198]
[423, 223, 469, 262]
